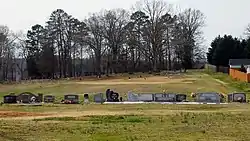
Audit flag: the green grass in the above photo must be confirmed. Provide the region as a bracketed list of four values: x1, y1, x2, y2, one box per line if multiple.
[0, 71, 250, 140]
[1, 105, 250, 141]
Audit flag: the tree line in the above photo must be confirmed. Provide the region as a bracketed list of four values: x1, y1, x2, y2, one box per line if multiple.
[207, 25, 250, 67]
[0, 0, 206, 80]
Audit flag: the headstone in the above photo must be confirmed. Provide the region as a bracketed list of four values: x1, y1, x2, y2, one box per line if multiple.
[128, 92, 154, 102]
[44, 95, 55, 103]
[231, 93, 246, 103]
[21, 94, 30, 103]
[94, 93, 104, 103]
[3, 95, 17, 104]
[84, 94, 89, 104]
[64, 94, 79, 104]
[176, 94, 187, 102]
[110, 92, 119, 102]
[196, 92, 221, 103]
[17, 92, 37, 104]
[106, 89, 120, 102]
[154, 93, 176, 102]
[127, 91, 139, 102]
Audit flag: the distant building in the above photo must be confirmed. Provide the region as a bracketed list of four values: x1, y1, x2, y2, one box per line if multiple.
[229, 59, 250, 83]
[229, 59, 250, 69]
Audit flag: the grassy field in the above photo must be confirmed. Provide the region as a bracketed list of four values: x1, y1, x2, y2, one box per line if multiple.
[0, 71, 249, 101]
[1, 71, 250, 141]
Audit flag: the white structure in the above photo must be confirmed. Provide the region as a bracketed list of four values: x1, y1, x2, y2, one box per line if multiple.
[247, 65, 250, 74]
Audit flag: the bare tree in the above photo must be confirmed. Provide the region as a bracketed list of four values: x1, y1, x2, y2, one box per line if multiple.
[14, 31, 28, 80]
[0, 26, 17, 81]
[134, 0, 174, 71]
[85, 13, 107, 77]
[101, 9, 129, 73]
[173, 8, 205, 71]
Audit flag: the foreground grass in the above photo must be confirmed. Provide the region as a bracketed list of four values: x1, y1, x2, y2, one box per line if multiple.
[1, 104, 250, 141]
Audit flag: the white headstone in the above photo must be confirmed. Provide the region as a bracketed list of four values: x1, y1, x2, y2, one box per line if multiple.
[127, 91, 154, 102]
[127, 91, 139, 102]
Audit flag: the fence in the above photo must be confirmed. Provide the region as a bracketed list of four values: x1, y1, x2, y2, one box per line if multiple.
[205, 64, 229, 74]
[229, 69, 250, 83]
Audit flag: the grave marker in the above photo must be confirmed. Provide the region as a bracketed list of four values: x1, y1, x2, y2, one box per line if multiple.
[94, 93, 104, 103]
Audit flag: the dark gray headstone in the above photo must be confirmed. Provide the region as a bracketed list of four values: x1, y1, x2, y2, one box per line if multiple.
[154, 93, 176, 102]
[64, 94, 79, 104]
[3, 95, 17, 104]
[176, 94, 187, 102]
[44, 95, 55, 103]
[232, 93, 246, 103]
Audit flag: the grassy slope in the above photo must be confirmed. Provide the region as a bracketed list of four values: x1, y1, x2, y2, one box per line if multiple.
[1, 71, 250, 101]
[0, 71, 250, 141]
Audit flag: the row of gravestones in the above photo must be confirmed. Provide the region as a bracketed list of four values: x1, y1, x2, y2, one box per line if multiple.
[56, 92, 248, 103]
[3, 93, 55, 104]
[2, 89, 121, 104]
[3, 91, 248, 104]
[125, 92, 248, 103]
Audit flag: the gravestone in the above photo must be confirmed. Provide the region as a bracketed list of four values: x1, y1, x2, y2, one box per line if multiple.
[127, 91, 139, 102]
[176, 94, 187, 102]
[3, 94, 17, 104]
[44, 95, 55, 103]
[17, 92, 38, 103]
[106, 89, 120, 102]
[228, 93, 246, 103]
[110, 92, 119, 102]
[154, 93, 176, 102]
[195, 92, 221, 103]
[84, 94, 89, 104]
[64, 94, 79, 104]
[94, 93, 104, 103]
[127, 91, 154, 102]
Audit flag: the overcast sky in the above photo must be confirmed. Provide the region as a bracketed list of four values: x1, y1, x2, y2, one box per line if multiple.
[0, 0, 250, 49]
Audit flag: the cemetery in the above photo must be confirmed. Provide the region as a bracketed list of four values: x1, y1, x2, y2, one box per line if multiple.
[2, 90, 247, 105]
[0, 72, 250, 141]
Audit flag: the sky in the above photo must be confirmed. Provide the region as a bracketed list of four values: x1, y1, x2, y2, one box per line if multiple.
[0, 0, 250, 49]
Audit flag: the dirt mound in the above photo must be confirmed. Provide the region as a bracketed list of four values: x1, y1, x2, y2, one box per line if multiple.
[0, 111, 51, 118]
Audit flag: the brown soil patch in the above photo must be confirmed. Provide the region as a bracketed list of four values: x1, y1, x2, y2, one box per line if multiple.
[0, 108, 246, 121]
[75, 77, 197, 85]
[0, 111, 51, 118]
